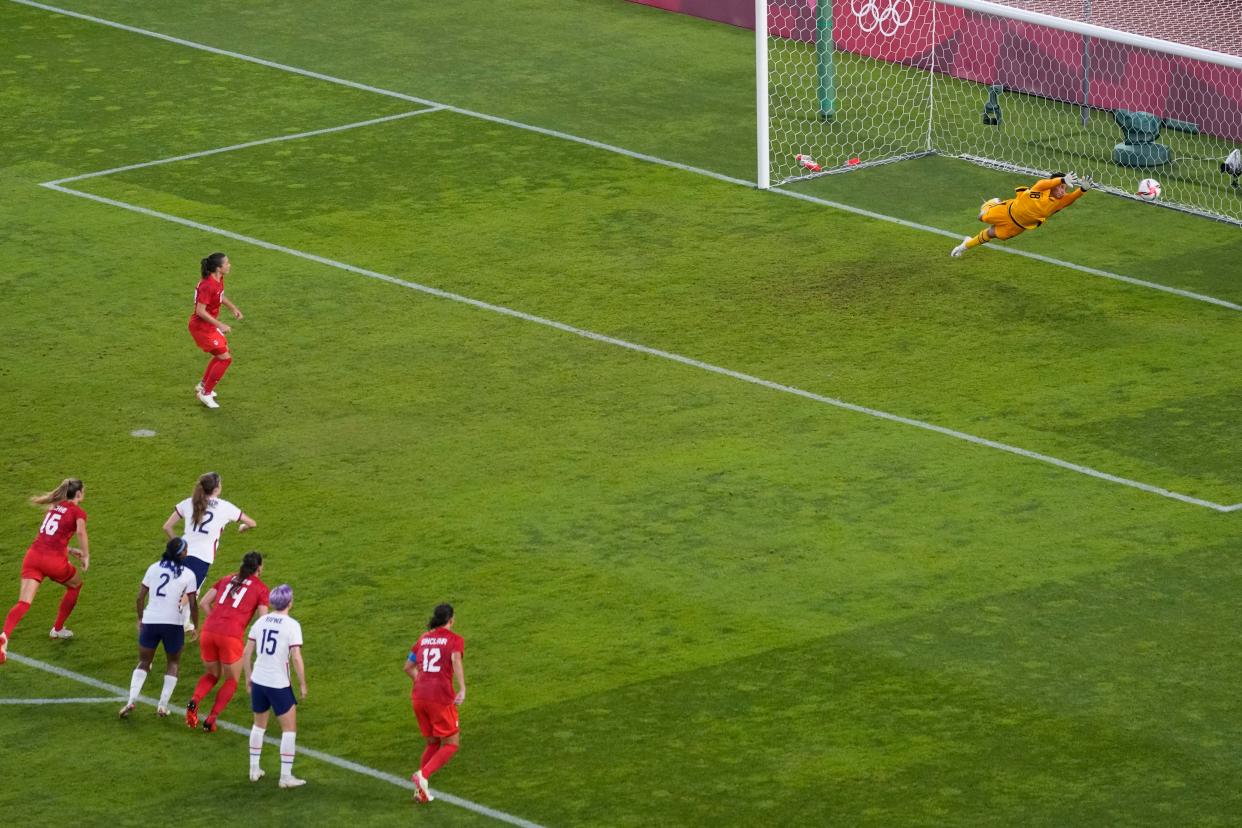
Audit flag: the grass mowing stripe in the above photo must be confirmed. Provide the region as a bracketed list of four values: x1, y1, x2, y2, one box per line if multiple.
[11, 0, 1236, 313]
[47, 108, 445, 186]
[41, 181, 1240, 512]
[6, 652, 547, 828]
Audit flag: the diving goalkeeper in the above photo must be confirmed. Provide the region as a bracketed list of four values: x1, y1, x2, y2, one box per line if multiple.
[950, 172, 1090, 257]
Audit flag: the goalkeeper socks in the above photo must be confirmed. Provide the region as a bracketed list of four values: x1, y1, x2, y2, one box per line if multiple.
[964, 229, 991, 250]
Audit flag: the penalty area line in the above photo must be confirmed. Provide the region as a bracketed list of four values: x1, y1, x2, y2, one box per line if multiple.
[39, 181, 1242, 513]
[9, 0, 1239, 313]
[5, 653, 546, 828]
[46, 108, 446, 186]
[0, 696, 126, 704]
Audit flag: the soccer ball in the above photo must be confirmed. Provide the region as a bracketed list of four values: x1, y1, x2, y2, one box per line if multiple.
[1137, 178, 1162, 201]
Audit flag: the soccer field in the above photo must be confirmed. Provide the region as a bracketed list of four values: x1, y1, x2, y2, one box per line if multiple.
[2, 1, 1241, 825]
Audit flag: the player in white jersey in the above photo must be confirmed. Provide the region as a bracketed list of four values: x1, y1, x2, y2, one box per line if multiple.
[120, 538, 200, 718]
[242, 584, 307, 787]
[161, 472, 255, 630]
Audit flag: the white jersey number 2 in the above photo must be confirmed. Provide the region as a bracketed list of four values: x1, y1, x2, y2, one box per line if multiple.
[421, 648, 442, 673]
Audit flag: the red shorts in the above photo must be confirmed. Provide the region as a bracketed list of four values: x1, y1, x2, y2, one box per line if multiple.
[20, 549, 77, 584]
[189, 322, 228, 355]
[412, 698, 459, 739]
[199, 630, 244, 664]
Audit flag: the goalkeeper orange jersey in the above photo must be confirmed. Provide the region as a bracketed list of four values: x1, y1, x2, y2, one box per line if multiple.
[1005, 177, 1085, 229]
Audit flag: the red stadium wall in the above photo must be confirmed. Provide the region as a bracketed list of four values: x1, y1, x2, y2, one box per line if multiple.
[628, 0, 1242, 141]
[625, 0, 753, 29]
[817, 0, 1242, 142]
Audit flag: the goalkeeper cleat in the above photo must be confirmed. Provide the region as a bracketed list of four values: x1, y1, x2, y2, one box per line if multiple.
[950, 237, 970, 258]
[977, 197, 1001, 219]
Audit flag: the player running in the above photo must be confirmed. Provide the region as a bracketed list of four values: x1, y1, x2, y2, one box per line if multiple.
[1, 479, 91, 663]
[161, 472, 256, 632]
[186, 551, 269, 733]
[189, 252, 244, 409]
[951, 172, 1091, 257]
[404, 603, 467, 804]
[242, 584, 308, 788]
[120, 538, 200, 718]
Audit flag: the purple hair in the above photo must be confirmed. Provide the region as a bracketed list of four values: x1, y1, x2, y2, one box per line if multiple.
[270, 584, 293, 611]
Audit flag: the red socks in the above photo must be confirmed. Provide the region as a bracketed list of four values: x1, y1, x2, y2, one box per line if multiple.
[420, 743, 438, 770]
[192, 673, 219, 703]
[201, 356, 232, 394]
[3, 601, 31, 637]
[422, 743, 458, 777]
[51, 586, 81, 631]
[208, 677, 238, 720]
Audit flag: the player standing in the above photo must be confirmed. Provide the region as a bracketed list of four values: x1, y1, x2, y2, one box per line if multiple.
[120, 538, 200, 718]
[189, 252, 244, 409]
[1, 479, 91, 663]
[242, 584, 308, 788]
[187, 551, 269, 732]
[404, 603, 466, 804]
[951, 172, 1090, 257]
[161, 472, 255, 631]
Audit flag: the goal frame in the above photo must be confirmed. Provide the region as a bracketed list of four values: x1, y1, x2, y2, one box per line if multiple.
[756, 0, 1242, 203]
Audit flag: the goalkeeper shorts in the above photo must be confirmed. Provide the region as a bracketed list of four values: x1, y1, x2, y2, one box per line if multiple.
[980, 202, 1027, 240]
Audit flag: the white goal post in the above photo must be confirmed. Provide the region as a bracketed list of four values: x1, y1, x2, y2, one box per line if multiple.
[756, 0, 1242, 225]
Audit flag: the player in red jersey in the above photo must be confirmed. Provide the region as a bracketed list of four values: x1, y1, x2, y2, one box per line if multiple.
[404, 603, 467, 804]
[189, 252, 244, 410]
[186, 551, 269, 732]
[1, 479, 91, 663]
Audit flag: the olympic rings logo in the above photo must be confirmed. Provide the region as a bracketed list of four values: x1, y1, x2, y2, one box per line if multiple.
[851, 0, 914, 37]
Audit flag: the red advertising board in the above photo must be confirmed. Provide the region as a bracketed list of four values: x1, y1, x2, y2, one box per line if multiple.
[628, 0, 1242, 141]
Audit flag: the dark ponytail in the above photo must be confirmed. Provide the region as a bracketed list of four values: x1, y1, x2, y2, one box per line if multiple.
[191, 472, 220, 527]
[229, 551, 263, 593]
[201, 252, 227, 278]
[161, 537, 187, 577]
[427, 603, 454, 630]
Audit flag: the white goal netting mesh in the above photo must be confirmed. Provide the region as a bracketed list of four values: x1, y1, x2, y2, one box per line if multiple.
[764, 0, 1242, 224]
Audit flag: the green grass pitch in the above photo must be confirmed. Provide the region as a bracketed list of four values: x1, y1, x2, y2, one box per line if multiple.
[2, 1, 1241, 826]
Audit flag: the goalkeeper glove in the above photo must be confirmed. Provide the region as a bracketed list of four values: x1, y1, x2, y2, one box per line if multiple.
[1078, 175, 1095, 190]
[1062, 172, 1082, 189]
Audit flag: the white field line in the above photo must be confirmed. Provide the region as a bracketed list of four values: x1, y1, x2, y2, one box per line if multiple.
[775, 189, 1242, 312]
[37, 181, 1242, 513]
[10, 0, 1240, 312]
[46, 108, 445, 186]
[5, 652, 546, 828]
[0, 696, 125, 704]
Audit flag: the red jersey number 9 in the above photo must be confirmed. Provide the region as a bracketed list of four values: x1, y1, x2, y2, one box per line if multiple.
[422, 648, 442, 673]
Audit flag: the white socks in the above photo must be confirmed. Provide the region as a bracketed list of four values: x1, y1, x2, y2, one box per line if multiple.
[280, 731, 297, 779]
[250, 726, 266, 771]
[128, 668, 148, 704]
[158, 675, 178, 709]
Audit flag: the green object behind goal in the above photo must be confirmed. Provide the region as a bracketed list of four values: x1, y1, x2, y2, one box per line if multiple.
[1112, 110, 1171, 168]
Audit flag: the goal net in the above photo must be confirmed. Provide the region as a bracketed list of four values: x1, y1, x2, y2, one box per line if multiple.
[757, 0, 1242, 225]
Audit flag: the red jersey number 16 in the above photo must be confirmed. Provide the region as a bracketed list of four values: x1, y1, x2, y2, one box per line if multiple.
[40, 512, 62, 536]
[422, 648, 442, 673]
